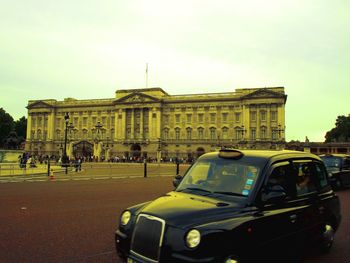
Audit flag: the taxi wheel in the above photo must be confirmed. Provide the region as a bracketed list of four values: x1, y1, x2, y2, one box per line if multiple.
[335, 179, 343, 189]
[320, 224, 335, 253]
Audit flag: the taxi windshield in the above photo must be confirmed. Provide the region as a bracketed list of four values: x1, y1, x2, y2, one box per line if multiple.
[176, 158, 261, 198]
[321, 156, 342, 168]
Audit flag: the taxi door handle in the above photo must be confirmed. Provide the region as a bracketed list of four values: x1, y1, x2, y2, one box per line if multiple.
[290, 214, 297, 223]
[318, 206, 325, 214]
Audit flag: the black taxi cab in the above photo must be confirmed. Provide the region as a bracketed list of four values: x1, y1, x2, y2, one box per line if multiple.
[115, 149, 341, 263]
[320, 154, 350, 189]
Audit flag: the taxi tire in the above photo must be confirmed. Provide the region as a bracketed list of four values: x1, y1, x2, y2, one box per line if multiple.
[319, 224, 335, 253]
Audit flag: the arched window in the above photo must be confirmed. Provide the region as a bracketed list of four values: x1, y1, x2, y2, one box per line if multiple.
[198, 127, 204, 140]
[186, 127, 192, 140]
[222, 127, 229, 139]
[83, 129, 88, 140]
[235, 127, 242, 140]
[210, 127, 216, 140]
[175, 128, 181, 140]
[163, 128, 169, 140]
[260, 126, 267, 139]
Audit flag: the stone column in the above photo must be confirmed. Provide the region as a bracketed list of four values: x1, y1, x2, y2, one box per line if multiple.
[278, 103, 286, 140]
[243, 104, 250, 140]
[149, 108, 153, 139]
[114, 110, 119, 140]
[27, 114, 32, 140]
[121, 109, 126, 139]
[156, 108, 161, 139]
[47, 111, 55, 141]
[131, 108, 134, 139]
[140, 108, 144, 139]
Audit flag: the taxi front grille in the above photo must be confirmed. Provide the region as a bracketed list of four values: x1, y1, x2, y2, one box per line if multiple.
[130, 214, 165, 262]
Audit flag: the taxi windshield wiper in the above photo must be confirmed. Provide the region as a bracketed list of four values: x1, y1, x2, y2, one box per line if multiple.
[213, 191, 246, 197]
[183, 187, 212, 193]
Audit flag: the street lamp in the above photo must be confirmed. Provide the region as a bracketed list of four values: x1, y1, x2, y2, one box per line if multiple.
[157, 138, 162, 163]
[273, 124, 285, 140]
[239, 125, 246, 141]
[63, 113, 70, 174]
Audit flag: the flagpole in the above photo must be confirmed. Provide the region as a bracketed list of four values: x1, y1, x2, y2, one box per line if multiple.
[145, 63, 148, 89]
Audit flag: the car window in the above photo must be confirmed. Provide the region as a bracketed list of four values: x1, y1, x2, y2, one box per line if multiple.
[343, 158, 350, 170]
[321, 156, 342, 170]
[177, 158, 260, 197]
[293, 161, 318, 196]
[314, 162, 329, 189]
[267, 163, 296, 199]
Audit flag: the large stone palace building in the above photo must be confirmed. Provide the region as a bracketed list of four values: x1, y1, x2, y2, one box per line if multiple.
[25, 87, 287, 161]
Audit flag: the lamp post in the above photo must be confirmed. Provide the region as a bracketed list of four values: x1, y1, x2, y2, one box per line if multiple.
[157, 138, 162, 163]
[273, 124, 285, 141]
[63, 113, 70, 174]
[94, 121, 103, 161]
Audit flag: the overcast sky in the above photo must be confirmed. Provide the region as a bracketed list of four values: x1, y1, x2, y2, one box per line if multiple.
[1, 0, 349, 142]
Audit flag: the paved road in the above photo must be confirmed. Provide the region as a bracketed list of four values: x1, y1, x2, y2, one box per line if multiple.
[0, 178, 349, 263]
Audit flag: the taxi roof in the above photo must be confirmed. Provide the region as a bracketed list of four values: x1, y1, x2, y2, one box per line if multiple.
[200, 149, 321, 163]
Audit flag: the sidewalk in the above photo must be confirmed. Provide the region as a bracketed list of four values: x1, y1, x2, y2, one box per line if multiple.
[0, 163, 65, 176]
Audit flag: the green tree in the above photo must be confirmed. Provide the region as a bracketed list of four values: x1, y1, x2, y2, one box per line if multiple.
[0, 108, 14, 147]
[325, 115, 350, 142]
[14, 116, 27, 140]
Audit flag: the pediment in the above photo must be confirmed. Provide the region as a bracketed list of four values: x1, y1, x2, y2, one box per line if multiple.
[27, 101, 54, 109]
[114, 92, 160, 104]
[241, 88, 285, 100]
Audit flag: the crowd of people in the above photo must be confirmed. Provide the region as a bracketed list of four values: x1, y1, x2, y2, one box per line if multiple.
[18, 153, 195, 169]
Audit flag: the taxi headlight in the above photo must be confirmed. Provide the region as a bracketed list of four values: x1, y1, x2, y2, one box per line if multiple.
[186, 229, 201, 248]
[120, 211, 131, 226]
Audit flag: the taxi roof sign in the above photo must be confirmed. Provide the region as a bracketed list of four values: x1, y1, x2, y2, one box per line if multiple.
[218, 149, 244, 159]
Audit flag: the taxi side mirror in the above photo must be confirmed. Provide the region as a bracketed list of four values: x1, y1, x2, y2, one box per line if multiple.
[262, 185, 287, 203]
[173, 174, 182, 188]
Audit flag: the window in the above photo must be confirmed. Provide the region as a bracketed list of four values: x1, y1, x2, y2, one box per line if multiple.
[267, 163, 295, 199]
[272, 130, 278, 140]
[314, 163, 328, 188]
[210, 113, 216, 123]
[210, 127, 216, 140]
[163, 128, 169, 140]
[175, 114, 181, 123]
[260, 126, 267, 139]
[235, 128, 242, 140]
[163, 115, 169, 124]
[175, 128, 180, 140]
[198, 113, 204, 123]
[198, 127, 204, 139]
[271, 111, 277, 122]
[222, 127, 228, 139]
[186, 114, 192, 123]
[74, 117, 79, 126]
[186, 127, 192, 140]
[251, 129, 256, 140]
[250, 112, 257, 122]
[222, 113, 228, 122]
[235, 113, 241, 122]
[260, 111, 266, 121]
[293, 161, 318, 196]
[83, 117, 88, 126]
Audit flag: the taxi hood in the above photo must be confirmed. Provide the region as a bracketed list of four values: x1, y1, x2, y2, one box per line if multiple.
[137, 191, 246, 228]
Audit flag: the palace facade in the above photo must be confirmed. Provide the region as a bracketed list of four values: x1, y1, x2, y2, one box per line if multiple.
[25, 87, 287, 161]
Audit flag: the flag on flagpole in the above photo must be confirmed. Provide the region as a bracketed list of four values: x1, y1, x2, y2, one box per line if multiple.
[146, 63, 148, 74]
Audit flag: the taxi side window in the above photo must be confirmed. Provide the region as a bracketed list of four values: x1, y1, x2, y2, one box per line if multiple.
[293, 161, 317, 196]
[267, 164, 296, 199]
[314, 163, 328, 189]
[343, 158, 350, 170]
